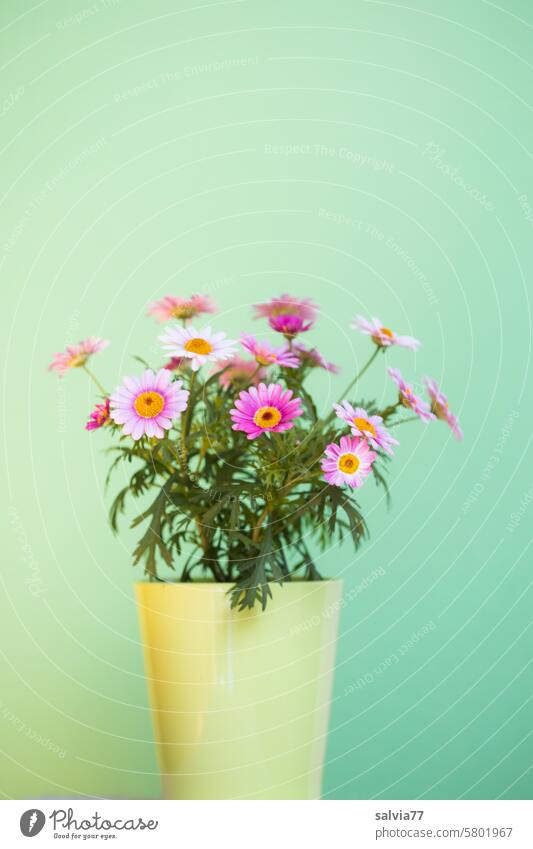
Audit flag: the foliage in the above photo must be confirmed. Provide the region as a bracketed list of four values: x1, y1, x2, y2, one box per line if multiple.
[105, 355, 393, 610]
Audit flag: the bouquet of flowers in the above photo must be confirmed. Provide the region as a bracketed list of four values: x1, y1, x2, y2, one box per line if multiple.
[49, 294, 462, 610]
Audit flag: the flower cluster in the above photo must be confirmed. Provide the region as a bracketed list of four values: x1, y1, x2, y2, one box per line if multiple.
[48, 292, 463, 608]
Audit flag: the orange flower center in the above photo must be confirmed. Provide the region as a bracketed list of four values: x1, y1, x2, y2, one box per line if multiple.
[171, 304, 195, 319]
[431, 400, 448, 419]
[256, 354, 274, 366]
[353, 417, 376, 437]
[372, 327, 394, 346]
[184, 337, 213, 355]
[253, 405, 282, 428]
[133, 391, 165, 418]
[68, 353, 88, 368]
[400, 388, 414, 409]
[338, 453, 360, 474]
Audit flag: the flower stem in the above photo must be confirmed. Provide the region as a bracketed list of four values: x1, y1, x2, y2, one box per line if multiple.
[180, 371, 196, 468]
[82, 365, 107, 396]
[251, 363, 262, 380]
[252, 504, 271, 543]
[325, 346, 381, 423]
[380, 401, 401, 421]
[390, 415, 420, 428]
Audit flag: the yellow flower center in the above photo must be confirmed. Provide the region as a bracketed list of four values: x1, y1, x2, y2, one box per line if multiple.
[171, 304, 195, 319]
[133, 391, 165, 418]
[256, 354, 275, 366]
[431, 400, 448, 420]
[400, 388, 414, 409]
[253, 405, 282, 429]
[372, 327, 394, 346]
[184, 337, 213, 355]
[68, 353, 88, 368]
[338, 453, 360, 474]
[353, 417, 376, 437]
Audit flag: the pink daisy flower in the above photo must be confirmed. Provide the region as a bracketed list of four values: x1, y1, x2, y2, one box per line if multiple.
[48, 337, 109, 376]
[159, 324, 238, 372]
[110, 368, 189, 440]
[293, 342, 339, 374]
[240, 334, 299, 368]
[351, 315, 420, 350]
[147, 294, 216, 323]
[321, 435, 376, 488]
[216, 356, 266, 389]
[333, 401, 399, 455]
[230, 382, 303, 440]
[388, 368, 435, 422]
[424, 377, 463, 440]
[86, 398, 111, 431]
[269, 314, 313, 336]
[253, 294, 318, 322]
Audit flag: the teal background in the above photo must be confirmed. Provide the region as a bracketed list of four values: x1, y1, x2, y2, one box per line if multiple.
[1, 0, 532, 800]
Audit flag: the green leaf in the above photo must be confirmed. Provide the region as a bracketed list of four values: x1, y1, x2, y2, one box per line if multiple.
[228, 525, 282, 611]
[340, 497, 368, 549]
[132, 355, 151, 369]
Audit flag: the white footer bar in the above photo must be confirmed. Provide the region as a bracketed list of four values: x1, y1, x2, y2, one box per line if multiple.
[1, 799, 530, 847]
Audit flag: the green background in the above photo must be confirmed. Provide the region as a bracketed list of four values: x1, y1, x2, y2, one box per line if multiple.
[1, 0, 532, 800]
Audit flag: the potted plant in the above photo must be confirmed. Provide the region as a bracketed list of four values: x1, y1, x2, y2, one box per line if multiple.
[49, 294, 462, 799]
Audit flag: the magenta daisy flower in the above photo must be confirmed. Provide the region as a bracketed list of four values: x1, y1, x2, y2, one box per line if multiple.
[162, 356, 190, 372]
[159, 324, 238, 372]
[253, 294, 318, 322]
[110, 368, 189, 440]
[147, 294, 216, 323]
[351, 315, 420, 350]
[293, 342, 339, 374]
[388, 368, 435, 422]
[230, 382, 303, 440]
[424, 377, 463, 440]
[333, 401, 399, 455]
[240, 334, 299, 368]
[48, 337, 109, 376]
[216, 356, 266, 389]
[268, 314, 313, 336]
[321, 435, 376, 488]
[86, 398, 111, 431]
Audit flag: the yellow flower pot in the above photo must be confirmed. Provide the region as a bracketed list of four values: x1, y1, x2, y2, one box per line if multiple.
[135, 580, 342, 799]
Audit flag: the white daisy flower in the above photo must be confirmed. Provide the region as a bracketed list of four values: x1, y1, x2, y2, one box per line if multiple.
[159, 325, 238, 372]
